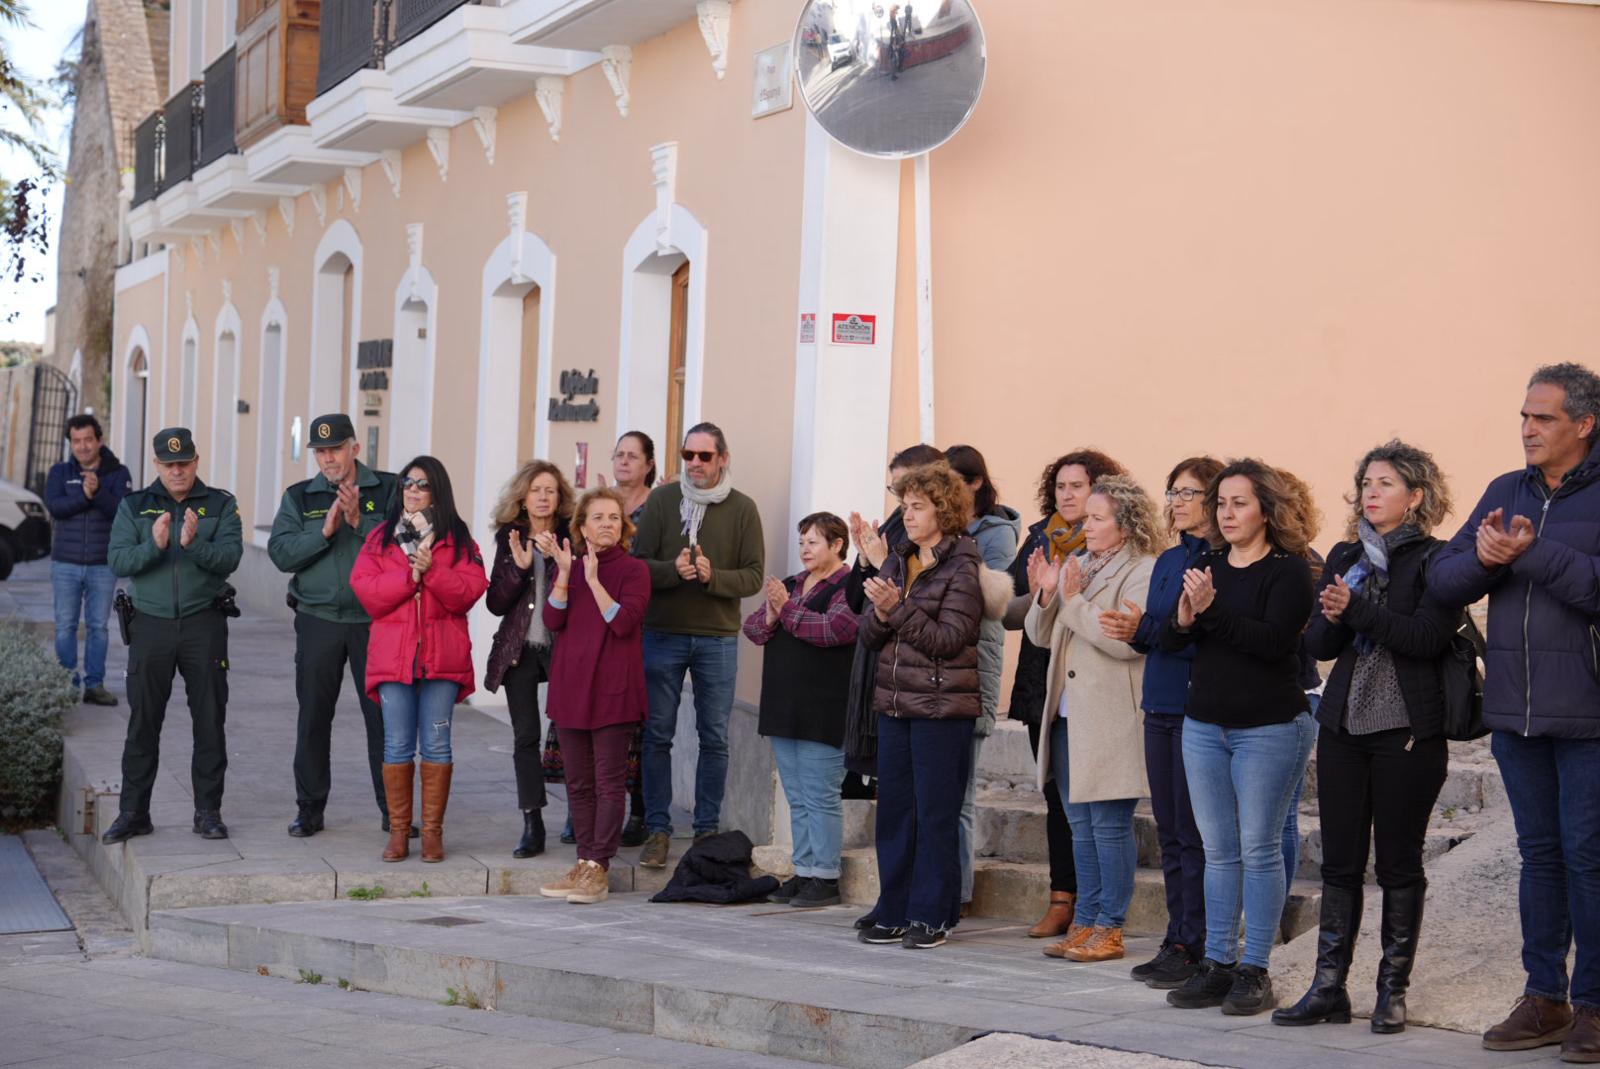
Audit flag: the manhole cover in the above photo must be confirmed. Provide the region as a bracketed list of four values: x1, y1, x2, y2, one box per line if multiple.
[410, 916, 483, 927]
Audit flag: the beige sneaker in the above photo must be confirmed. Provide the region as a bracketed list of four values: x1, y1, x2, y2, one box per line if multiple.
[539, 862, 583, 899]
[566, 860, 610, 904]
[638, 831, 670, 869]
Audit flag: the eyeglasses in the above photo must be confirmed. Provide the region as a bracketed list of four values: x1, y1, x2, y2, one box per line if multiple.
[401, 477, 431, 490]
[1164, 488, 1203, 502]
[681, 450, 717, 463]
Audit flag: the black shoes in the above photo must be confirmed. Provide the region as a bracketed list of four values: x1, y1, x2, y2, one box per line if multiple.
[82, 685, 119, 706]
[858, 924, 907, 945]
[381, 813, 420, 839]
[287, 807, 324, 837]
[770, 876, 805, 904]
[1274, 883, 1362, 1027]
[1222, 965, 1276, 1016]
[1167, 959, 1238, 1009]
[854, 910, 878, 931]
[791, 878, 841, 908]
[512, 809, 546, 859]
[1141, 943, 1202, 990]
[100, 812, 153, 844]
[620, 811, 647, 848]
[193, 810, 229, 840]
[901, 923, 946, 950]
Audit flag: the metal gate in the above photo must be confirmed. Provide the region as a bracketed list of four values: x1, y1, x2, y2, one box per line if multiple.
[24, 363, 77, 497]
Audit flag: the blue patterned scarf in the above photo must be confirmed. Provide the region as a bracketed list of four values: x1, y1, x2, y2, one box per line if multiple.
[1342, 519, 1424, 652]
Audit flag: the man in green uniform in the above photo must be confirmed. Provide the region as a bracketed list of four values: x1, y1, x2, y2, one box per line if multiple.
[101, 428, 243, 844]
[268, 413, 403, 838]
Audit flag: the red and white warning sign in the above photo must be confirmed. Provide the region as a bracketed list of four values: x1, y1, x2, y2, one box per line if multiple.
[831, 313, 876, 345]
[799, 313, 816, 344]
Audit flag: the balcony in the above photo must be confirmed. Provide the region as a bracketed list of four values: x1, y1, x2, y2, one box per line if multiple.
[163, 82, 204, 188]
[198, 47, 238, 168]
[384, 0, 591, 111]
[317, 0, 389, 97]
[132, 111, 162, 207]
[393, 0, 473, 48]
[502, 0, 704, 50]
[235, 0, 324, 150]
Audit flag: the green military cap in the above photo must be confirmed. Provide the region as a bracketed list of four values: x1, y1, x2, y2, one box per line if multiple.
[152, 427, 197, 462]
[307, 413, 356, 447]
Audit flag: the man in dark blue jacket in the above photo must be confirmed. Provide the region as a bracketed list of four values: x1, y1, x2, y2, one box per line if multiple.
[1430, 363, 1600, 1059]
[44, 414, 131, 705]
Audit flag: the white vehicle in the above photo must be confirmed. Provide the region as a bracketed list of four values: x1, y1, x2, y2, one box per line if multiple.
[0, 480, 50, 580]
[827, 33, 852, 69]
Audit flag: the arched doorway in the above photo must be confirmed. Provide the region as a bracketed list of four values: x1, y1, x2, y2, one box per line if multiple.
[125, 349, 149, 487]
[255, 317, 285, 534]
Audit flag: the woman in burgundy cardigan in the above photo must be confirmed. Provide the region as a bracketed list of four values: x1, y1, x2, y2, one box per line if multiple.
[535, 487, 651, 905]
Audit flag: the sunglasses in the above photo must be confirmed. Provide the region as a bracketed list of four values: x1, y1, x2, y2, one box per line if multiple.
[681, 450, 718, 463]
[401, 477, 431, 490]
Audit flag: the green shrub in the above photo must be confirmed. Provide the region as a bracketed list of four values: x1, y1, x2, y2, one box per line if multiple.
[0, 622, 75, 826]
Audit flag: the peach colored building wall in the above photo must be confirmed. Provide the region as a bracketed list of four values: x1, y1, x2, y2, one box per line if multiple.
[914, 0, 1600, 541]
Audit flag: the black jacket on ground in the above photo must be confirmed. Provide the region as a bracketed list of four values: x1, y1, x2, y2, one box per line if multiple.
[1304, 537, 1455, 740]
[650, 831, 781, 904]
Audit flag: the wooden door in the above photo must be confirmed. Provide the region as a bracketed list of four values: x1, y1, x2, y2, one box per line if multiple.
[665, 261, 690, 479]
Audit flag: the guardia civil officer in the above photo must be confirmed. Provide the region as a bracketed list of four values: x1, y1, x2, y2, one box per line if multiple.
[101, 429, 243, 843]
[268, 414, 404, 838]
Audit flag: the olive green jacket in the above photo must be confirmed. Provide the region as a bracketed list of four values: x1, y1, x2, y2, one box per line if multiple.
[108, 479, 243, 619]
[267, 462, 397, 623]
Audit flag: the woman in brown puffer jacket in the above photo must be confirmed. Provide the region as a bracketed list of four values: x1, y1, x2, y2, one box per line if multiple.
[857, 461, 986, 950]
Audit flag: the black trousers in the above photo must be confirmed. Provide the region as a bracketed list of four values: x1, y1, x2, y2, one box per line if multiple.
[503, 646, 551, 811]
[292, 612, 386, 815]
[1027, 718, 1077, 894]
[1316, 725, 1447, 892]
[120, 609, 229, 815]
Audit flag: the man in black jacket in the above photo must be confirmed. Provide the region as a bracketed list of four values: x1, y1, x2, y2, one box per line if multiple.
[44, 414, 131, 706]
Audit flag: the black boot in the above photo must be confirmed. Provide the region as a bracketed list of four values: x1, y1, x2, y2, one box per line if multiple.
[513, 809, 546, 859]
[620, 789, 647, 848]
[1370, 881, 1425, 1034]
[1273, 884, 1362, 1027]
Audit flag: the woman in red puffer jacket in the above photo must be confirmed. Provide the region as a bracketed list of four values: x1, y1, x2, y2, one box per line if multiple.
[351, 455, 487, 865]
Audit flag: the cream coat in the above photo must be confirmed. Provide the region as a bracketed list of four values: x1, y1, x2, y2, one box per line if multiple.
[1023, 546, 1154, 803]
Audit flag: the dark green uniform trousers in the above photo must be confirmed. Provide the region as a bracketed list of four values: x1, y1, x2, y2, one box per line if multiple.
[119, 609, 229, 815]
[291, 612, 387, 816]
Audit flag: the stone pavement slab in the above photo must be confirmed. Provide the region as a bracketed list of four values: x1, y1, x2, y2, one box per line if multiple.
[145, 890, 1570, 1069]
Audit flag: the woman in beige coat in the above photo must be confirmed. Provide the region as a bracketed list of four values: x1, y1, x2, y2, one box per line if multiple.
[1024, 475, 1163, 964]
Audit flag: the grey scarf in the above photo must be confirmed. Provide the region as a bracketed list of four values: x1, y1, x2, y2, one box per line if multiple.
[523, 542, 550, 649]
[679, 468, 733, 547]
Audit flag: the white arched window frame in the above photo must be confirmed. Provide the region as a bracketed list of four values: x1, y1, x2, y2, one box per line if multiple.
[389, 258, 438, 470]
[253, 298, 289, 547]
[212, 300, 244, 493]
[121, 325, 154, 486]
[614, 204, 709, 450]
[178, 314, 201, 431]
[308, 218, 363, 474]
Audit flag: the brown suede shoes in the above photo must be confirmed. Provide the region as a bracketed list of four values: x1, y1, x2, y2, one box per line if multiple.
[1483, 995, 1573, 1051]
[1564, 1006, 1600, 1064]
[1043, 924, 1093, 959]
[1064, 926, 1125, 963]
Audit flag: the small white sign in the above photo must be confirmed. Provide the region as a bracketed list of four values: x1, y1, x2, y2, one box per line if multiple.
[799, 313, 816, 344]
[753, 41, 794, 119]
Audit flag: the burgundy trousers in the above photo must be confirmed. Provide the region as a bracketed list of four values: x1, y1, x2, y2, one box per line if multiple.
[561, 722, 635, 870]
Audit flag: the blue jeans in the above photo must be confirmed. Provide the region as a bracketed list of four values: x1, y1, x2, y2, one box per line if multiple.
[642, 630, 738, 836]
[1281, 692, 1318, 885]
[873, 714, 972, 932]
[1054, 720, 1138, 929]
[1492, 730, 1600, 1008]
[1183, 712, 1316, 968]
[52, 561, 116, 689]
[771, 737, 846, 879]
[378, 680, 458, 763]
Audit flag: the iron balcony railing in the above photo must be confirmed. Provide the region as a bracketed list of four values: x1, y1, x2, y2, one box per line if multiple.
[198, 46, 238, 168]
[317, 0, 393, 98]
[162, 81, 204, 187]
[392, 0, 475, 48]
[132, 110, 163, 207]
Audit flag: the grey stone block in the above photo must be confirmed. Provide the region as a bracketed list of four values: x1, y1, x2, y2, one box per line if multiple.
[147, 859, 336, 911]
[148, 911, 230, 967]
[226, 923, 358, 982]
[494, 959, 655, 1033]
[351, 941, 500, 1007]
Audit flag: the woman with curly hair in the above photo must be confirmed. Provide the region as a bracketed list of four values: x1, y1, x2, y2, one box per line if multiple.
[1275, 442, 1455, 1034]
[1159, 458, 1319, 1016]
[1005, 449, 1125, 939]
[857, 461, 987, 950]
[1025, 475, 1162, 963]
[483, 460, 574, 858]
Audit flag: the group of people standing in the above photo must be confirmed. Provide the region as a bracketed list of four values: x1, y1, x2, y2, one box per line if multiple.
[53, 359, 1600, 1057]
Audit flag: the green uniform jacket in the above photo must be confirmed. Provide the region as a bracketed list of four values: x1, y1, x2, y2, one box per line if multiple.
[267, 462, 397, 623]
[109, 479, 243, 619]
[632, 481, 764, 637]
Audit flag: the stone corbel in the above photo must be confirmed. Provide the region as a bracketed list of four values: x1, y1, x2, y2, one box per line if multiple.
[253, 211, 269, 242]
[426, 128, 450, 183]
[406, 224, 424, 301]
[472, 107, 497, 165]
[207, 231, 221, 258]
[697, 1, 731, 80]
[186, 290, 194, 319]
[189, 236, 206, 266]
[267, 265, 280, 303]
[222, 279, 232, 306]
[343, 167, 362, 212]
[229, 218, 244, 249]
[380, 150, 403, 198]
[278, 196, 296, 237]
[601, 46, 632, 117]
[506, 192, 528, 282]
[650, 142, 679, 255]
[535, 77, 565, 142]
[309, 185, 328, 228]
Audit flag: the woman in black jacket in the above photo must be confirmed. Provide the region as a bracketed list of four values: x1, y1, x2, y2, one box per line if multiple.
[1274, 441, 1455, 1035]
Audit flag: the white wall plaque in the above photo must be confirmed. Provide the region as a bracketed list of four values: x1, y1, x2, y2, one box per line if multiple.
[753, 41, 793, 119]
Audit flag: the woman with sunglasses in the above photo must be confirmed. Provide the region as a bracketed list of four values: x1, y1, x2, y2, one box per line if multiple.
[351, 457, 488, 864]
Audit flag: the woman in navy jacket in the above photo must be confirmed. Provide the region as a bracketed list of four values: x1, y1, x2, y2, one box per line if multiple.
[1103, 455, 1223, 989]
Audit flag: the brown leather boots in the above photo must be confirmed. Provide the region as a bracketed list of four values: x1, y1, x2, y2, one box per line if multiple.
[1029, 892, 1076, 938]
[381, 761, 453, 862]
